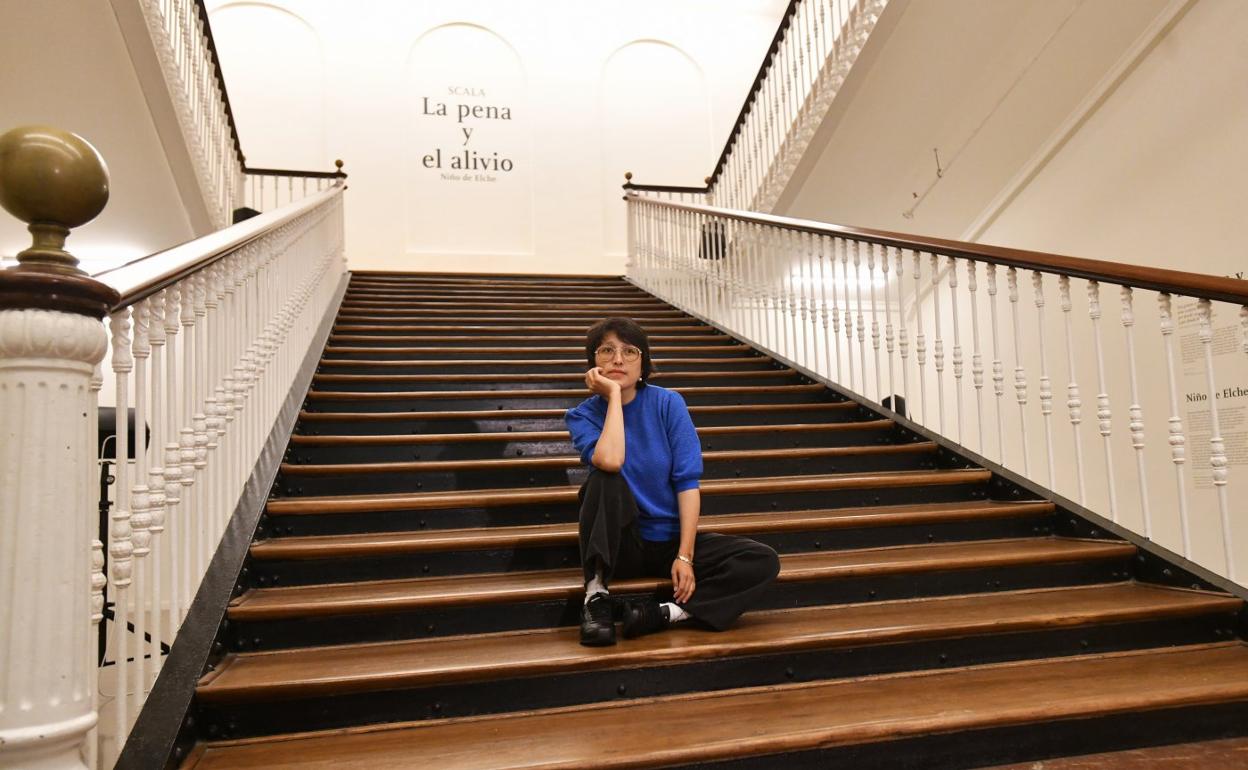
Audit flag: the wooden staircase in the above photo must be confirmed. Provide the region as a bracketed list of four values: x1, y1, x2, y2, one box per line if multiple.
[182, 272, 1248, 769]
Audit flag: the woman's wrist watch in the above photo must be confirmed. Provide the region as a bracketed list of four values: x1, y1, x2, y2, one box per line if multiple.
[676, 554, 694, 565]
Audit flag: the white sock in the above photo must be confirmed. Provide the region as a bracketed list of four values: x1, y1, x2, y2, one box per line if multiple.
[662, 602, 690, 623]
[584, 574, 607, 604]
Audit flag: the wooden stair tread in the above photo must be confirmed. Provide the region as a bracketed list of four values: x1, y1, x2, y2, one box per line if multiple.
[279, 442, 936, 476]
[305, 383, 826, 401]
[199, 583, 1240, 703]
[264, 469, 992, 514]
[227, 538, 1135, 620]
[287, 420, 894, 446]
[249, 500, 1054, 560]
[295, 401, 859, 423]
[186, 643, 1248, 769]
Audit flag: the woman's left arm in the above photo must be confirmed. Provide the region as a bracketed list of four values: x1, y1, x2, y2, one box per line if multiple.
[672, 488, 700, 603]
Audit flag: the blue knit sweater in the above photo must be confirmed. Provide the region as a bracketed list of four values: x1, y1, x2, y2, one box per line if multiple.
[565, 384, 703, 541]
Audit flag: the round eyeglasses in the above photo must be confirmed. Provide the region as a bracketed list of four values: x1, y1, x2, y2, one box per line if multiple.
[594, 345, 642, 363]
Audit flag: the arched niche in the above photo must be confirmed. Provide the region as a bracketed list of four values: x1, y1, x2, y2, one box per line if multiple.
[207, 2, 327, 169]
[404, 23, 533, 259]
[601, 40, 712, 255]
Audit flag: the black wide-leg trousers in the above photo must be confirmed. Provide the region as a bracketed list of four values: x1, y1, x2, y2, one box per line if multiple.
[578, 470, 780, 631]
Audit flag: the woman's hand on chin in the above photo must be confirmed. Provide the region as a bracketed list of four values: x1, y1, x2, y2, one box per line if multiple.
[585, 366, 622, 398]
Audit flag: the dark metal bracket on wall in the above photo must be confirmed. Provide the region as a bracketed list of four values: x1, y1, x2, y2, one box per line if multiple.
[631, 281, 1248, 605]
[114, 272, 349, 770]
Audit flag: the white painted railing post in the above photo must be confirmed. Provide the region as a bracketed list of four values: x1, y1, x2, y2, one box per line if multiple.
[0, 126, 119, 770]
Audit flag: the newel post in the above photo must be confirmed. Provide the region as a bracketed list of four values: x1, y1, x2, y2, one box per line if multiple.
[0, 125, 120, 769]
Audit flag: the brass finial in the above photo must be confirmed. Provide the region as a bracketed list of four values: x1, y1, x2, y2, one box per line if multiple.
[0, 125, 110, 275]
[704, 176, 712, 185]
[0, 125, 118, 318]
[335, 159, 344, 171]
[624, 172, 633, 181]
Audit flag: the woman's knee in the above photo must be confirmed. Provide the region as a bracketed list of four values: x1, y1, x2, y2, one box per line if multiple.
[748, 542, 781, 585]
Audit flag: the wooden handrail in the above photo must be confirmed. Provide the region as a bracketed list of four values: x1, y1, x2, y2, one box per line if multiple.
[629, 194, 1248, 304]
[92, 183, 343, 309]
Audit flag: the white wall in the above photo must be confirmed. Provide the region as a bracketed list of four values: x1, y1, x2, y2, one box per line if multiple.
[204, 0, 787, 275]
[0, 0, 198, 273]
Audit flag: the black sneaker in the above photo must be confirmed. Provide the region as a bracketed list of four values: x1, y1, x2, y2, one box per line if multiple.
[622, 598, 670, 639]
[580, 593, 616, 646]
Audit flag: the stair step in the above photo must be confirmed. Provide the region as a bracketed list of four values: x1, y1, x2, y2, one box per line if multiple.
[296, 400, 860, 425]
[330, 322, 713, 333]
[310, 369, 797, 385]
[185, 643, 1248, 769]
[305, 383, 826, 403]
[319, 343, 751, 354]
[227, 538, 1135, 621]
[336, 297, 668, 309]
[317, 356, 767, 368]
[288, 419, 895, 446]
[198, 583, 1238, 705]
[326, 330, 720, 340]
[264, 468, 992, 515]
[250, 501, 1055, 560]
[279, 443, 938, 476]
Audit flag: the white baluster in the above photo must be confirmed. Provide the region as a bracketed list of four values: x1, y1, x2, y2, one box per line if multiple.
[160, 287, 184, 626]
[818, 235, 836, 381]
[930, 254, 945, 434]
[987, 264, 1006, 459]
[108, 307, 135, 755]
[882, 247, 895, 407]
[896, 248, 910, 415]
[1148, 293, 1188, 551]
[1058, 276, 1087, 505]
[868, 243, 882, 401]
[949, 256, 964, 444]
[1007, 267, 1030, 475]
[129, 300, 153, 717]
[913, 250, 927, 423]
[1120, 287, 1152, 539]
[146, 292, 167, 683]
[1032, 272, 1055, 489]
[853, 241, 867, 393]
[967, 260, 985, 452]
[841, 238, 856, 392]
[1196, 298, 1235, 579]
[1086, 281, 1118, 521]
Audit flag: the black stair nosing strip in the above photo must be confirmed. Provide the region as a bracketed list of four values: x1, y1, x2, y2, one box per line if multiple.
[248, 501, 1059, 560]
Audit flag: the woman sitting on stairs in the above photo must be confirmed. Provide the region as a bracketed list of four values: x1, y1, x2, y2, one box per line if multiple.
[566, 317, 781, 646]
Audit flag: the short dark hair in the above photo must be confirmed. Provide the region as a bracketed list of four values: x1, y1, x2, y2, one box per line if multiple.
[585, 317, 654, 385]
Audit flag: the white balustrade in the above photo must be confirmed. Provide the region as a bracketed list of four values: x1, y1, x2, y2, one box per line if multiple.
[626, 193, 1248, 592]
[628, 0, 887, 212]
[135, 0, 345, 224]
